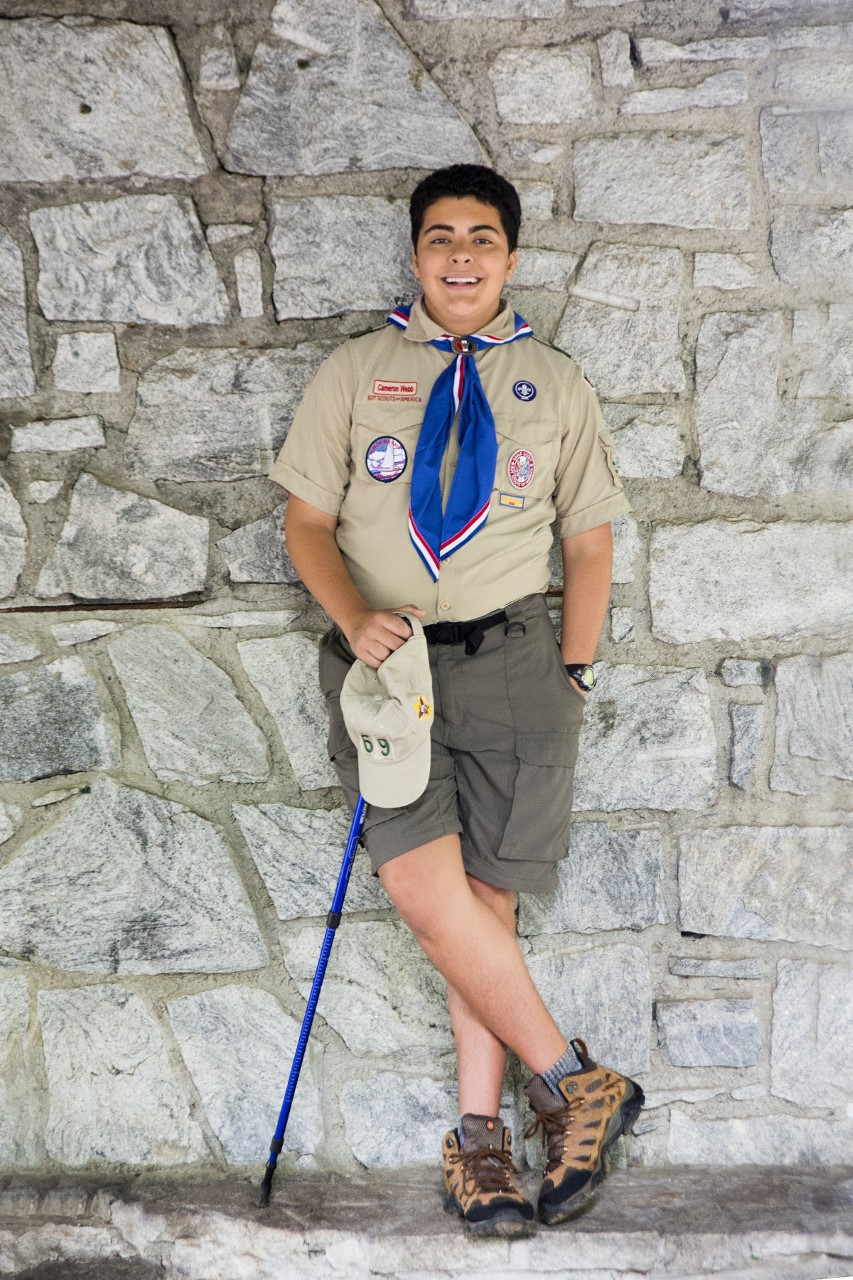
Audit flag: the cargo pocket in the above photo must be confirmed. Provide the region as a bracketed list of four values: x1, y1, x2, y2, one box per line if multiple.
[496, 730, 579, 861]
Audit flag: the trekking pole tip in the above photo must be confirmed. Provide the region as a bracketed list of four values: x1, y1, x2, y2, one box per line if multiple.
[256, 1163, 275, 1208]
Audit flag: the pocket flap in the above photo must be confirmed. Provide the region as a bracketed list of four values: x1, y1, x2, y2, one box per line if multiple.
[515, 731, 579, 767]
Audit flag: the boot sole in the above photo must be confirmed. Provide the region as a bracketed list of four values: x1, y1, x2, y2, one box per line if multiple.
[444, 1192, 537, 1238]
[539, 1077, 646, 1227]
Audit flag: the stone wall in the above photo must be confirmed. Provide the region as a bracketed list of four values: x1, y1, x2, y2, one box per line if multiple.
[0, 0, 851, 1177]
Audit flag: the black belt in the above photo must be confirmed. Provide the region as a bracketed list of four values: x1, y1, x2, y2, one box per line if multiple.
[422, 609, 509, 656]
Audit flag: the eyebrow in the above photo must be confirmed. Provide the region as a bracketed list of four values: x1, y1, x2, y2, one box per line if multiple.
[423, 223, 501, 235]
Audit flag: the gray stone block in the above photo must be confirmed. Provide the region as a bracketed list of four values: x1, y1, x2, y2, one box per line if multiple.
[0, 634, 39, 664]
[107, 625, 268, 785]
[771, 653, 853, 794]
[771, 959, 853, 1108]
[770, 206, 853, 295]
[0, 478, 26, 603]
[598, 30, 634, 87]
[0, 777, 268, 974]
[668, 1110, 853, 1166]
[657, 998, 761, 1067]
[759, 109, 853, 201]
[217, 507, 298, 585]
[554, 243, 684, 396]
[0, 656, 118, 782]
[51, 620, 119, 646]
[233, 802, 388, 919]
[0, 18, 207, 182]
[0, 231, 35, 398]
[678, 825, 853, 950]
[52, 332, 120, 393]
[169, 986, 323, 1164]
[224, 0, 483, 175]
[489, 46, 593, 123]
[31, 196, 229, 326]
[238, 633, 337, 791]
[573, 664, 717, 813]
[518, 822, 667, 935]
[0, 974, 40, 1165]
[730, 703, 765, 789]
[720, 659, 767, 687]
[410, 0, 562, 12]
[198, 25, 240, 91]
[649, 521, 853, 643]
[339, 1074, 457, 1168]
[774, 54, 853, 107]
[38, 984, 207, 1165]
[795, 302, 853, 398]
[637, 35, 770, 63]
[604, 404, 684, 479]
[574, 133, 750, 230]
[269, 196, 414, 319]
[280, 919, 452, 1058]
[234, 248, 264, 318]
[621, 70, 749, 115]
[127, 342, 330, 481]
[525, 942, 651, 1076]
[35, 473, 209, 603]
[669, 957, 762, 979]
[693, 252, 763, 289]
[11, 416, 105, 454]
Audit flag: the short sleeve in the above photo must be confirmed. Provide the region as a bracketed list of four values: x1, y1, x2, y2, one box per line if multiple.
[553, 367, 631, 539]
[267, 341, 356, 517]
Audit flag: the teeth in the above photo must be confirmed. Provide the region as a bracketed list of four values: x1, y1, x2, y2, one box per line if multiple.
[445, 277, 478, 284]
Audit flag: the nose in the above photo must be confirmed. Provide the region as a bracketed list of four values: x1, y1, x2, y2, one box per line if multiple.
[450, 244, 473, 262]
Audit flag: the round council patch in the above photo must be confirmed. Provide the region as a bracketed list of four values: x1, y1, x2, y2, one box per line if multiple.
[508, 448, 535, 489]
[365, 436, 407, 483]
[513, 379, 537, 402]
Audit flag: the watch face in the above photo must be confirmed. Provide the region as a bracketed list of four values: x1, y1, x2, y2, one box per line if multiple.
[582, 665, 596, 688]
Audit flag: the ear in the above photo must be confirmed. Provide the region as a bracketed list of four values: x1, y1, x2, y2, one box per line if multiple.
[505, 248, 518, 283]
[411, 249, 421, 281]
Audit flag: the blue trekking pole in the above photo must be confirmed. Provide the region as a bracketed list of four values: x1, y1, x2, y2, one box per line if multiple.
[256, 793, 367, 1208]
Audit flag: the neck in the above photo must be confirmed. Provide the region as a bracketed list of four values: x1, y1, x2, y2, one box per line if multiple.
[420, 296, 504, 337]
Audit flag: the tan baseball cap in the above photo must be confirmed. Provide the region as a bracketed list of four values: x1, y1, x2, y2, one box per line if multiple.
[339, 614, 434, 808]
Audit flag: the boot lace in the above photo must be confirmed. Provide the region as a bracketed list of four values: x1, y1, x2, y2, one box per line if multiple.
[524, 1098, 584, 1173]
[448, 1144, 519, 1195]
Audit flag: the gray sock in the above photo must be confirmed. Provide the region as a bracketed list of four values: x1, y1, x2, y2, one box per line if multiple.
[541, 1043, 584, 1095]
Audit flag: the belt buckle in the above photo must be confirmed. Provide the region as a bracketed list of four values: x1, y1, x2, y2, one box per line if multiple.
[432, 621, 455, 644]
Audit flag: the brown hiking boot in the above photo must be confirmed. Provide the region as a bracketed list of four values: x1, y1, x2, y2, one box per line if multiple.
[524, 1038, 645, 1225]
[442, 1113, 536, 1237]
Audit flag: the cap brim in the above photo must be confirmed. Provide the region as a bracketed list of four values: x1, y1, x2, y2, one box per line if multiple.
[356, 735, 432, 808]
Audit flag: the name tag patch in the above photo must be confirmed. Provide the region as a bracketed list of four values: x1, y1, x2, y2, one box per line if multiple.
[507, 448, 535, 490]
[499, 492, 525, 509]
[366, 436, 407, 482]
[368, 379, 421, 402]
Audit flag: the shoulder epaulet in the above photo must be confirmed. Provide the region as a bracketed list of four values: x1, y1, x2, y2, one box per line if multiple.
[343, 320, 390, 342]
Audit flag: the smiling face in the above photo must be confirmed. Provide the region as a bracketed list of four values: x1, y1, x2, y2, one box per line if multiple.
[411, 195, 518, 336]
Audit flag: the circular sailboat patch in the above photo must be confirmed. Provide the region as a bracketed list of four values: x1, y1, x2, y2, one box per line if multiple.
[366, 436, 407, 482]
[508, 448, 535, 489]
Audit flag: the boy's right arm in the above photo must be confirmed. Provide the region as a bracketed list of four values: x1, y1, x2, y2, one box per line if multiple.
[284, 495, 424, 669]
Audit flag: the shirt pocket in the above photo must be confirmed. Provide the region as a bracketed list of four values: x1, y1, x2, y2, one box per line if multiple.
[351, 413, 423, 489]
[492, 413, 559, 501]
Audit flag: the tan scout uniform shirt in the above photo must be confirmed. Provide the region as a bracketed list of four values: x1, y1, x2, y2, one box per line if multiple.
[269, 296, 631, 626]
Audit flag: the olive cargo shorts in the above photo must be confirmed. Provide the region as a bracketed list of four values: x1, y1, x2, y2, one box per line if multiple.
[317, 592, 587, 894]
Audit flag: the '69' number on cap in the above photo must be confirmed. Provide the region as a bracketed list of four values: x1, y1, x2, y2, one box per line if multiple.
[361, 735, 392, 756]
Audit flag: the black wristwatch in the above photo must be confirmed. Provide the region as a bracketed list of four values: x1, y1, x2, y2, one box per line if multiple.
[565, 663, 596, 692]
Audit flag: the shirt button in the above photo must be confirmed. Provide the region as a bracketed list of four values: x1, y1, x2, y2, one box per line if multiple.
[439, 601, 450, 611]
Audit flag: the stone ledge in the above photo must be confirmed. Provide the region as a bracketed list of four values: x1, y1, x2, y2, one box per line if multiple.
[1, 1167, 851, 1279]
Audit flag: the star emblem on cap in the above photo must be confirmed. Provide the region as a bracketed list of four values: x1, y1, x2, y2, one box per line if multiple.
[414, 695, 432, 721]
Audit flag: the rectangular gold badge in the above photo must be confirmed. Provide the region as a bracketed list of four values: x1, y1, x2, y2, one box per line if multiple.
[499, 492, 525, 509]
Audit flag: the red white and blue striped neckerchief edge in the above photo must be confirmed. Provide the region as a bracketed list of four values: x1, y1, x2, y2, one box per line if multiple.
[387, 304, 533, 581]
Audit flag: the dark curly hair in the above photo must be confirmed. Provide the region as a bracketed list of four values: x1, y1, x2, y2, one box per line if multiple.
[409, 165, 522, 253]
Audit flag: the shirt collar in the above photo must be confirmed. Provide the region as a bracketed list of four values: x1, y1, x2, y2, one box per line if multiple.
[402, 294, 518, 343]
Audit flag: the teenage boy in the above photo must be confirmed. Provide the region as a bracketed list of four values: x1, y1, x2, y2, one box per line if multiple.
[269, 164, 644, 1237]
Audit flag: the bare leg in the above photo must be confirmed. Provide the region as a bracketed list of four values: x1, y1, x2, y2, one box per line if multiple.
[378, 835, 568, 1077]
[447, 874, 516, 1116]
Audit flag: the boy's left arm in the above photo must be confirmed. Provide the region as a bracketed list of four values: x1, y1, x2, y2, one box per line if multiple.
[559, 522, 614, 697]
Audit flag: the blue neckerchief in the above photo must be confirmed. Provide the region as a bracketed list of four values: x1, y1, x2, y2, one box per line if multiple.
[387, 304, 533, 580]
